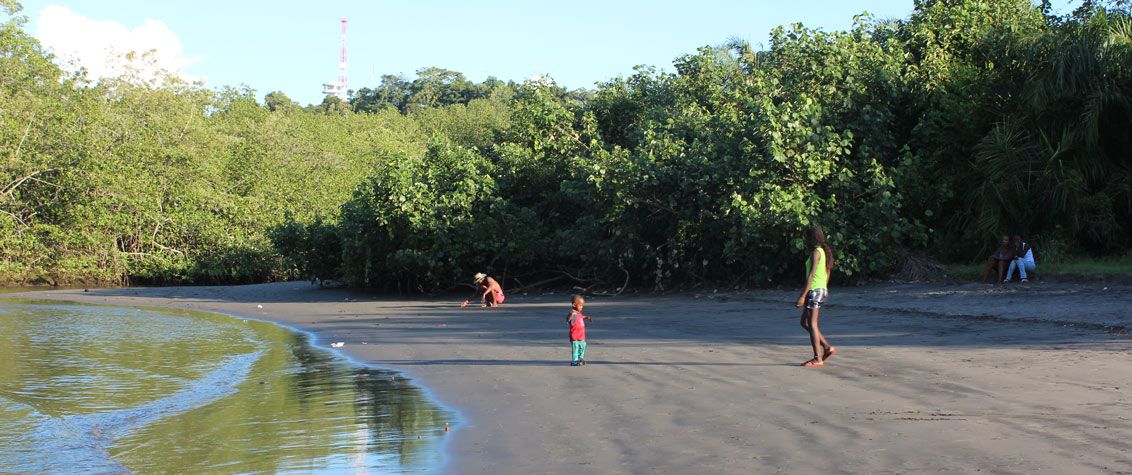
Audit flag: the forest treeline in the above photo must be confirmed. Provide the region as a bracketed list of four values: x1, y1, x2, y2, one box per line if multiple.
[1, 0, 1130, 289]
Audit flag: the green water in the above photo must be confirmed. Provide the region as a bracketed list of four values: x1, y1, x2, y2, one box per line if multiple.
[0, 300, 452, 473]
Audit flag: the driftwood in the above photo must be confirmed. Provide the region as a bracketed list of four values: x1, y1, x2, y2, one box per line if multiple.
[428, 268, 632, 297]
[589, 266, 630, 297]
[509, 275, 568, 293]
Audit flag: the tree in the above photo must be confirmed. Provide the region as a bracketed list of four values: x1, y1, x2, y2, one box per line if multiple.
[351, 74, 411, 113]
[264, 91, 298, 112]
[311, 95, 351, 115]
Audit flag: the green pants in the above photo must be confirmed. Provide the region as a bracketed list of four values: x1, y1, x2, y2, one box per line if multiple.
[571, 340, 587, 362]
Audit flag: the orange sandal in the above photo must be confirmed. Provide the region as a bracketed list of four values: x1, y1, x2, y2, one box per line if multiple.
[801, 359, 825, 367]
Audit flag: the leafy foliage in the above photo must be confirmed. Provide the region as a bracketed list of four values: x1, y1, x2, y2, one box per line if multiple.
[3, 1, 1131, 289]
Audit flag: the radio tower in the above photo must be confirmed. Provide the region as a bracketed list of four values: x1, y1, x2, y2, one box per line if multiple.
[322, 19, 348, 100]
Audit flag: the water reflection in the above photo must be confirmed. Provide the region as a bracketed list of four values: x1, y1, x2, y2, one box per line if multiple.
[0, 300, 451, 474]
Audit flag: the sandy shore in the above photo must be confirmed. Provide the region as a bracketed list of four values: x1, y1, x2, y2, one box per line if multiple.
[11, 280, 1132, 474]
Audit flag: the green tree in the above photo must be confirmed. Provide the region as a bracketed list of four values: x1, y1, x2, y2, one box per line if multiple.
[264, 91, 298, 112]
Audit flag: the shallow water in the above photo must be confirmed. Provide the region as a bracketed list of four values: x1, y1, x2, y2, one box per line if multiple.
[0, 300, 451, 474]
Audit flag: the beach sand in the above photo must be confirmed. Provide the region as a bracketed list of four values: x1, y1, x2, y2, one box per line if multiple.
[12, 281, 1132, 474]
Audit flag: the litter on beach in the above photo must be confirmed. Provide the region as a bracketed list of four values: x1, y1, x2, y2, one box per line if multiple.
[330, 342, 345, 348]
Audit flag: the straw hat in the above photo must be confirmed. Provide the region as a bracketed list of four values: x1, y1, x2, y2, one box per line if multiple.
[473, 273, 487, 283]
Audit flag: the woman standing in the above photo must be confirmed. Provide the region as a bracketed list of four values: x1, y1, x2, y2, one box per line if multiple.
[796, 227, 835, 367]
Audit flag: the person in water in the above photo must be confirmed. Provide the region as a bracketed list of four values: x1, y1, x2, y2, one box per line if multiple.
[462, 273, 505, 308]
[796, 227, 835, 367]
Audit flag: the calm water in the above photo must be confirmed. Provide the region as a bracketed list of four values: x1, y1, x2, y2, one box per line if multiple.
[0, 300, 452, 474]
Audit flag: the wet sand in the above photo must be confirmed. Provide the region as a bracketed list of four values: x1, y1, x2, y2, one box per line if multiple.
[13, 281, 1132, 474]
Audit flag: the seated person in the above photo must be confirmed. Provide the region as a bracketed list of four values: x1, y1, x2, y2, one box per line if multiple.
[1004, 235, 1036, 283]
[981, 235, 1014, 283]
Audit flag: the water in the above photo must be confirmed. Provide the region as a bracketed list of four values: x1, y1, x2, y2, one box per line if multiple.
[0, 300, 452, 474]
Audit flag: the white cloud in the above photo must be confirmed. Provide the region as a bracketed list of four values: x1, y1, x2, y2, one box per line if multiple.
[34, 5, 204, 84]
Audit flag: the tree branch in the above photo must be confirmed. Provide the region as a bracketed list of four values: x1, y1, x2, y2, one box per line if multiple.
[2, 169, 57, 199]
[9, 113, 35, 163]
[509, 275, 567, 293]
[146, 217, 184, 256]
[0, 207, 28, 231]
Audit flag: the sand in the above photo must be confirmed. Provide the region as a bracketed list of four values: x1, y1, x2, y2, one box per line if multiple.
[11, 280, 1132, 474]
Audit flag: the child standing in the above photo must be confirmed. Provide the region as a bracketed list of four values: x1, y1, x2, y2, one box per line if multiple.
[567, 295, 592, 366]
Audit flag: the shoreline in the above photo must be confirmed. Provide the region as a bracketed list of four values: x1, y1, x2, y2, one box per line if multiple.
[235, 306, 465, 473]
[0, 296, 454, 472]
[10, 280, 1132, 473]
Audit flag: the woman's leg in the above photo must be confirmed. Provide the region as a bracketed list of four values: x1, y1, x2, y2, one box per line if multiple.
[802, 299, 831, 353]
[807, 308, 827, 360]
[817, 322, 832, 353]
[982, 256, 997, 282]
[1005, 259, 1019, 282]
[815, 309, 832, 351]
[1020, 259, 1035, 280]
[996, 260, 1007, 283]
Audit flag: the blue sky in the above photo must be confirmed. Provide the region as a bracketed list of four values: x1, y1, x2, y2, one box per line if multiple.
[14, 1, 1078, 105]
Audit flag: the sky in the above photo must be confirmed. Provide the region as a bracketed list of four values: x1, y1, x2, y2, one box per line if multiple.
[13, 1, 1081, 106]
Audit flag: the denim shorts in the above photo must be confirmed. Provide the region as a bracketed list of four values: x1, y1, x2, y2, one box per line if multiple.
[805, 288, 828, 309]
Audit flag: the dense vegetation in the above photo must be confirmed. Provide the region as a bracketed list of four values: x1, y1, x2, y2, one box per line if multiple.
[2, 0, 1129, 289]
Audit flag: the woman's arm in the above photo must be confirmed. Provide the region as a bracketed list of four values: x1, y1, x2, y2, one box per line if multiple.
[461, 287, 480, 307]
[796, 249, 821, 308]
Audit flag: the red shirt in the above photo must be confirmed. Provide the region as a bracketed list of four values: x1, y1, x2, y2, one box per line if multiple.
[568, 310, 587, 341]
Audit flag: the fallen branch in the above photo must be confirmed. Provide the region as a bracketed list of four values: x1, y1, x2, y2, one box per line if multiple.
[509, 275, 567, 293]
[555, 269, 592, 284]
[616, 266, 630, 295]
[591, 266, 631, 297]
[727, 271, 748, 291]
[427, 281, 477, 296]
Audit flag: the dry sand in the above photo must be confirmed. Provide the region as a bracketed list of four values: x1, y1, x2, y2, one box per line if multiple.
[11, 280, 1132, 474]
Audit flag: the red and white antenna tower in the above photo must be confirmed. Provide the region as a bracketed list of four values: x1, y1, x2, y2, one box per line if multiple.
[322, 18, 349, 100]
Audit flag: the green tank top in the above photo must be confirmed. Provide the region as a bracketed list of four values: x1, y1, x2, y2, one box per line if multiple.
[805, 247, 829, 291]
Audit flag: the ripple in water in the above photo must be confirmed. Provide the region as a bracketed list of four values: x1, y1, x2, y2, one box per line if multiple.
[0, 300, 452, 474]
